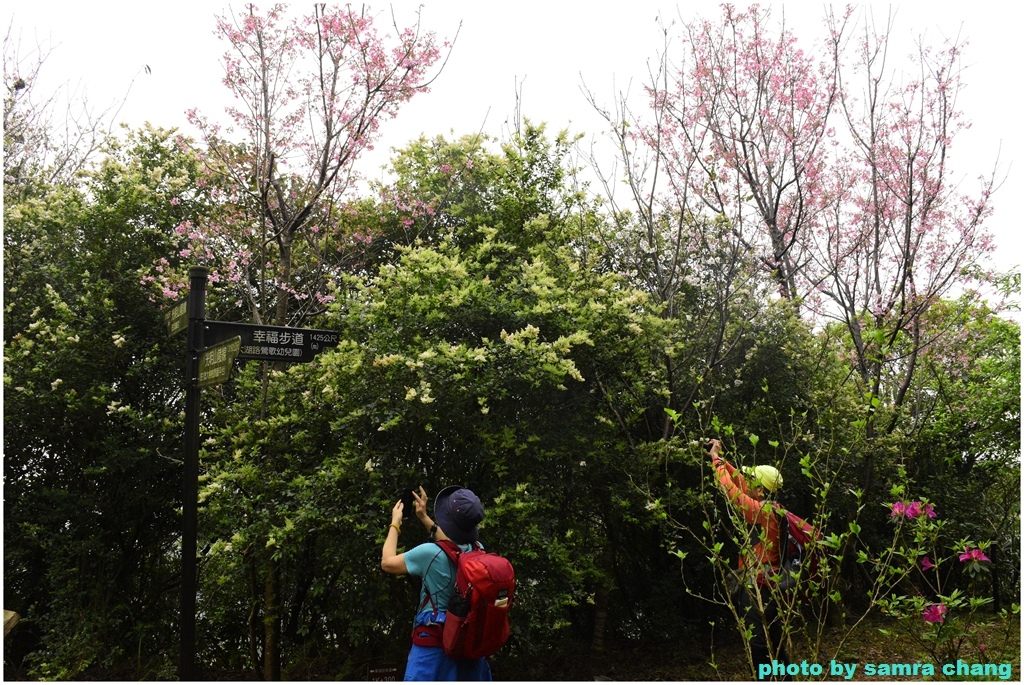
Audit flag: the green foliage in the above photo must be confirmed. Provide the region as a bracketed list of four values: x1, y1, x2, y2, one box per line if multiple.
[4, 125, 209, 678]
[4, 116, 1018, 680]
[315, 135, 666, 656]
[908, 298, 1021, 609]
[161, 124, 666, 674]
[874, 485, 1021, 671]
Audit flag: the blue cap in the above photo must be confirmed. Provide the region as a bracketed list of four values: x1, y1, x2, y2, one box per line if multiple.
[434, 486, 484, 545]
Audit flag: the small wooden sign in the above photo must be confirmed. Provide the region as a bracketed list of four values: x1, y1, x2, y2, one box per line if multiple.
[367, 663, 401, 681]
[4, 609, 21, 637]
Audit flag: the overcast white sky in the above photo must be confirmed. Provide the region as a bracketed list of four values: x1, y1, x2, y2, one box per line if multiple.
[5, 2, 1022, 274]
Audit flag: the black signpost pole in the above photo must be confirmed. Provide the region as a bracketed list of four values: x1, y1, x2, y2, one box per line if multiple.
[166, 265, 336, 680]
[180, 266, 207, 680]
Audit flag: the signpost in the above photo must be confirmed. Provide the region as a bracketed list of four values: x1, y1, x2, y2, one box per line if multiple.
[171, 267, 339, 680]
[164, 297, 188, 336]
[179, 268, 206, 682]
[205, 321, 340, 363]
[197, 336, 241, 388]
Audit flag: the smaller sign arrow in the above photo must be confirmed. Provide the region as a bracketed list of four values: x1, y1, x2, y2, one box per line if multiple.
[197, 336, 241, 388]
[165, 298, 188, 336]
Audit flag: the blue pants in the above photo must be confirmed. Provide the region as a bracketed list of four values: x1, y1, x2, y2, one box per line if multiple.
[403, 643, 491, 681]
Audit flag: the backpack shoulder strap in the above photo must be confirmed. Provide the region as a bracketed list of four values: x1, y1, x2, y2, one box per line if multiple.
[434, 539, 461, 564]
[772, 503, 792, 558]
[419, 541, 460, 613]
[435, 539, 483, 559]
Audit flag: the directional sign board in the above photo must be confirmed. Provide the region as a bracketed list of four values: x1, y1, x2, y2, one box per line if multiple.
[165, 298, 189, 336]
[204, 321, 340, 363]
[368, 663, 401, 681]
[197, 336, 241, 388]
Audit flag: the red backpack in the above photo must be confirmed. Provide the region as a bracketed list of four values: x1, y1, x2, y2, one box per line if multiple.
[433, 540, 515, 660]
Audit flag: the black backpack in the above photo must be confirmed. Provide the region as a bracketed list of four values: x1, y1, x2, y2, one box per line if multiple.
[759, 505, 822, 599]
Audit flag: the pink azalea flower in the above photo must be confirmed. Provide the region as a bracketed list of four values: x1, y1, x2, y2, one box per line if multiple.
[921, 603, 947, 624]
[922, 503, 937, 518]
[959, 547, 990, 563]
[921, 556, 934, 571]
[890, 501, 906, 518]
[905, 501, 922, 518]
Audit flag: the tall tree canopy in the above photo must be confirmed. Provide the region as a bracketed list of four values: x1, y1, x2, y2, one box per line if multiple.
[3, 4, 1017, 681]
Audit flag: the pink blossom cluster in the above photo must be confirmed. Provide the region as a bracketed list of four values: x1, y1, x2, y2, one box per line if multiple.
[959, 547, 990, 563]
[921, 603, 947, 624]
[632, 1, 999, 357]
[889, 500, 937, 519]
[146, 4, 444, 313]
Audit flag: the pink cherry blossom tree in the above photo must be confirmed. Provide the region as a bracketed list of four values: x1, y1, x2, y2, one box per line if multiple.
[591, 5, 998, 494]
[584, 5, 839, 435]
[657, 4, 839, 304]
[161, 3, 443, 328]
[809, 9, 996, 492]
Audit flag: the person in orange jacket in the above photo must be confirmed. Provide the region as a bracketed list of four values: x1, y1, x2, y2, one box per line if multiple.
[708, 438, 791, 680]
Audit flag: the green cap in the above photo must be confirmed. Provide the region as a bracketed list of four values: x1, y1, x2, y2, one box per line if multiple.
[743, 465, 783, 493]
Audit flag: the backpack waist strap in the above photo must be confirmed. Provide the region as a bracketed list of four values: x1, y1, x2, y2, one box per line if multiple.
[410, 611, 447, 648]
[411, 622, 443, 647]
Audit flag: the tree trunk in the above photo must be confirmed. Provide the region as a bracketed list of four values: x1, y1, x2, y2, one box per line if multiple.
[263, 561, 282, 680]
[591, 538, 615, 653]
[245, 549, 264, 680]
[990, 546, 1001, 613]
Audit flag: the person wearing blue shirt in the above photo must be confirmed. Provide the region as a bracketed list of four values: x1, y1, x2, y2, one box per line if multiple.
[382, 485, 492, 681]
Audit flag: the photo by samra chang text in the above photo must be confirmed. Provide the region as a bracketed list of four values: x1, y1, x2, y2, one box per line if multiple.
[758, 659, 1014, 680]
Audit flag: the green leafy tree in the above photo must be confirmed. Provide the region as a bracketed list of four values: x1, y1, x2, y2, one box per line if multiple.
[4, 125, 213, 678]
[185, 124, 674, 677]
[153, 5, 445, 678]
[901, 293, 1021, 609]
